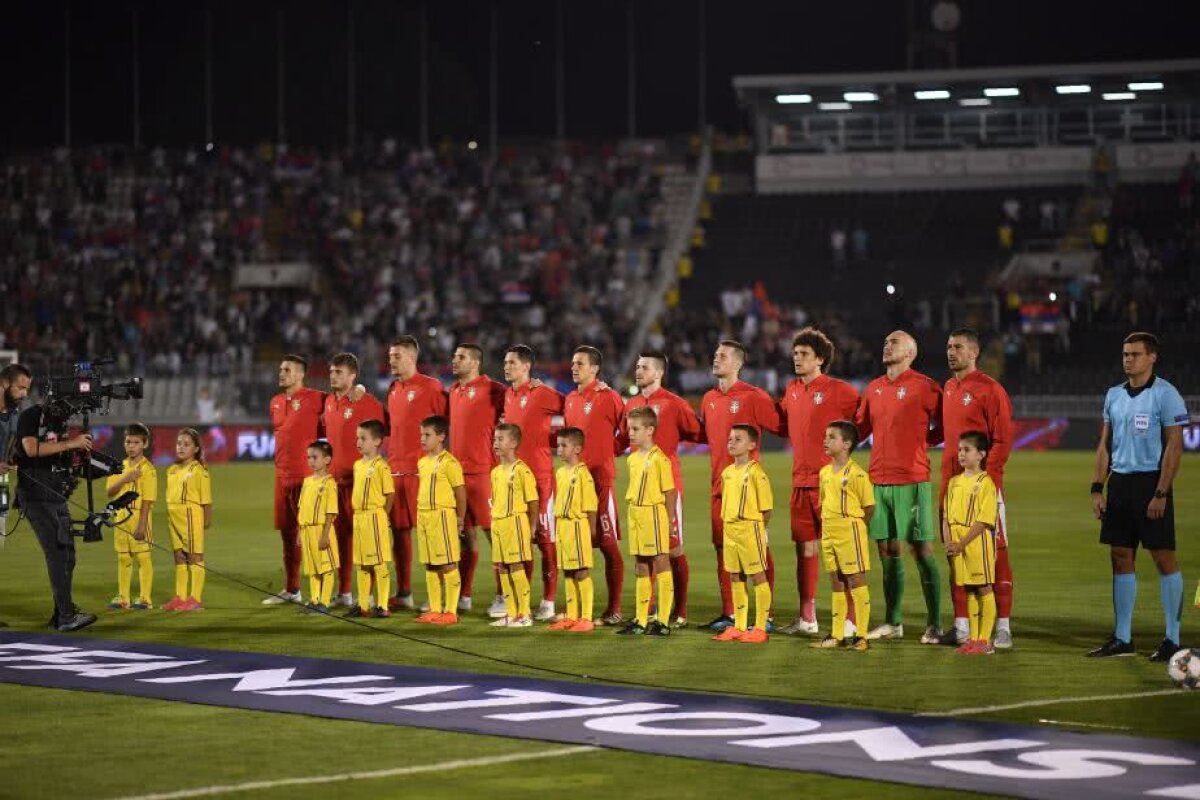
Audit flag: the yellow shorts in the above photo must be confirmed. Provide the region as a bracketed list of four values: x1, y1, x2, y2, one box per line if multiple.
[417, 508, 460, 567]
[168, 506, 205, 554]
[628, 504, 670, 557]
[113, 525, 153, 555]
[821, 519, 871, 576]
[491, 515, 533, 565]
[301, 523, 340, 575]
[949, 524, 996, 586]
[556, 518, 593, 571]
[723, 520, 768, 576]
[353, 509, 393, 567]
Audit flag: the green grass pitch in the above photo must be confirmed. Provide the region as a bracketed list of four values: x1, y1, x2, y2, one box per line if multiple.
[1, 451, 1198, 799]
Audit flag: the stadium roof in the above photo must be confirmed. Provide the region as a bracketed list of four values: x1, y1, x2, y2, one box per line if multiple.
[734, 58, 1200, 108]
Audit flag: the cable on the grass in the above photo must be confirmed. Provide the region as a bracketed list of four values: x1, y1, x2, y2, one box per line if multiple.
[11, 468, 808, 704]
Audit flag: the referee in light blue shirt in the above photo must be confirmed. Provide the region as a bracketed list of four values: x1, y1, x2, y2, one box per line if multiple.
[1088, 332, 1189, 661]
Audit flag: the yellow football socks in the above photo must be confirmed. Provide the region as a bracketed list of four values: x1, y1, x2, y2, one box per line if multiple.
[635, 574, 652, 627]
[136, 552, 153, 605]
[358, 568, 374, 612]
[656, 570, 674, 625]
[373, 564, 391, 612]
[979, 592, 997, 642]
[565, 577, 579, 620]
[579, 575, 594, 621]
[831, 590, 847, 639]
[500, 572, 517, 619]
[754, 580, 771, 631]
[850, 585, 870, 637]
[174, 564, 188, 600]
[427, 568, 443, 615]
[188, 562, 205, 601]
[117, 553, 133, 603]
[732, 579, 749, 632]
[510, 569, 532, 618]
[443, 569, 461, 615]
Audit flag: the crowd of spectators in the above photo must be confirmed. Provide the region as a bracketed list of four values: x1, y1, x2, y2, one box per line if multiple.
[0, 140, 668, 380]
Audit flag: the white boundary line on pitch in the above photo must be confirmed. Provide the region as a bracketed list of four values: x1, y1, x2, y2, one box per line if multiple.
[107, 745, 597, 800]
[919, 688, 1186, 717]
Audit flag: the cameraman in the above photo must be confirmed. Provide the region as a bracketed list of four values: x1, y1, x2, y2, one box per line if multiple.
[0, 363, 33, 629]
[14, 394, 97, 632]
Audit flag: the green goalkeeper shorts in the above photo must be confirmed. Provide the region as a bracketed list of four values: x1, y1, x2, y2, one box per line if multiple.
[868, 482, 936, 543]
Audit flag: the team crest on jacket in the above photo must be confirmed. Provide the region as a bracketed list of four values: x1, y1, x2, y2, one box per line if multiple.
[292, 399, 301, 411]
[467, 387, 477, 400]
[896, 387, 907, 400]
[583, 401, 593, 415]
[962, 391, 973, 406]
[519, 395, 529, 408]
[729, 400, 741, 414]
[343, 408, 353, 419]
[813, 392, 824, 405]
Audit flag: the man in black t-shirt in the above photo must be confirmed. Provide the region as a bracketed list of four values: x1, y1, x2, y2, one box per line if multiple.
[14, 402, 97, 631]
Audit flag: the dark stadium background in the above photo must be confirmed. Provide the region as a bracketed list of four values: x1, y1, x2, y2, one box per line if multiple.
[1, 0, 1195, 146]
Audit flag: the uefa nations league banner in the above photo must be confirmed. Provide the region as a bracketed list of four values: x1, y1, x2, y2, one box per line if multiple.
[1, 632, 1197, 799]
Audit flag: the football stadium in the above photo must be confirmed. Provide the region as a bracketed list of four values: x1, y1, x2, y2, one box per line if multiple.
[1, 2, 1198, 798]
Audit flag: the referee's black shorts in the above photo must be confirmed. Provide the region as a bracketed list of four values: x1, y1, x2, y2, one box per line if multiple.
[1100, 471, 1175, 551]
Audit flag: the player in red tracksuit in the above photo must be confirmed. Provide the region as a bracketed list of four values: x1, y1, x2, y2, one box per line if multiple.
[563, 346, 627, 624]
[697, 340, 781, 632]
[447, 343, 507, 616]
[265, 354, 325, 606]
[942, 328, 1015, 647]
[501, 344, 564, 617]
[383, 336, 448, 611]
[322, 352, 386, 605]
[854, 331, 945, 643]
[773, 329, 860, 636]
[624, 351, 702, 627]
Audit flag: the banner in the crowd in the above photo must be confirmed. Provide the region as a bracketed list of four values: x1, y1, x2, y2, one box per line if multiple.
[2, 633, 1197, 800]
[90, 419, 1199, 463]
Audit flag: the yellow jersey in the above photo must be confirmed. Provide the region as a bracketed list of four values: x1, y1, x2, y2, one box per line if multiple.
[298, 473, 339, 527]
[417, 450, 464, 511]
[352, 456, 394, 513]
[626, 446, 674, 507]
[719, 461, 773, 523]
[106, 457, 157, 536]
[944, 471, 998, 531]
[818, 460, 875, 523]
[165, 461, 211, 509]
[555, 463, 598, 520]
[490, 459, 538, 520]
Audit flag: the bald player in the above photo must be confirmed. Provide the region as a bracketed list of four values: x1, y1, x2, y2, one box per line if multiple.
[447, 342, 507, 616]
[698, 340, 781, 632]
[942, 328, 1014, 647]
[624, 351, 702, 627]
[855, 331, 945, 643]
[563, 346, 627, 624]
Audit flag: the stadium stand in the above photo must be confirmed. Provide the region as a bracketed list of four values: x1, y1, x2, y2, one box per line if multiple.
[0, 141, 701, 421]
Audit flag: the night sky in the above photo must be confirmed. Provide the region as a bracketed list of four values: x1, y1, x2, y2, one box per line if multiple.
[1, 0, 1193, 148]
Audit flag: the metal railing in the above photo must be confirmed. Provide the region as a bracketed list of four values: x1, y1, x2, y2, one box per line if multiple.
[618, 130, 713, 376]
